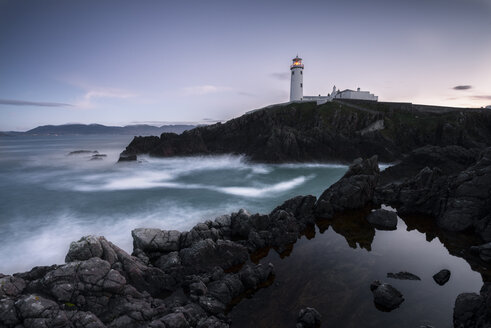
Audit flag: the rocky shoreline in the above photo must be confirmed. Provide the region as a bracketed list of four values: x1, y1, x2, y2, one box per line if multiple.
[1, 145, 490, 327]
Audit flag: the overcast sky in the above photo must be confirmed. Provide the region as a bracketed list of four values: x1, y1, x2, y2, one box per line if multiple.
[1, 0, 490, 131]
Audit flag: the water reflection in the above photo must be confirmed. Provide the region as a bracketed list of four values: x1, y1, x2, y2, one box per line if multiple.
[230, 207, 488, 328]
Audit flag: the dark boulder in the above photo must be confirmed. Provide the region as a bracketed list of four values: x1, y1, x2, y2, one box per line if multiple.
[366, 209, 398, 230]
[454, 283, 490, 328]
[433, 269, 451, 286]
[470, 242, 491, 263]
[132, 228, 182, 254]
[179, 239, 248, 274]
[315, 156, 379, 218]
[296, 307, 321, 328]
[370, 280, 404, 311]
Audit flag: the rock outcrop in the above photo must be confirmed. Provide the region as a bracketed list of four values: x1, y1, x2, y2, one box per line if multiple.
[314, 155, 379, 218]
[376, 146, 491, 242]
[119, 100, 491, 164]
[0, 191, 321, 327]
[454, 283, 491, 328]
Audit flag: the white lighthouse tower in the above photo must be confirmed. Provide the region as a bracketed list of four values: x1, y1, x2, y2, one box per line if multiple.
[290, 55, 304, 101]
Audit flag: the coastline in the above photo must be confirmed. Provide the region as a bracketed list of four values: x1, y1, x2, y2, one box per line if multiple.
[1, 147, 490, 327]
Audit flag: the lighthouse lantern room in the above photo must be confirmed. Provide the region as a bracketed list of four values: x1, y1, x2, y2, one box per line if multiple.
[290, 56, 304, 102]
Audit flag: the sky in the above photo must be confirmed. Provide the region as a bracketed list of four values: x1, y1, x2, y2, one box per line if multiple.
[0, 0, 490, 131]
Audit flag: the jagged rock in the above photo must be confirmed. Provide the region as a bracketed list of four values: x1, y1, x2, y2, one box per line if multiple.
[438, 149, 491, 238]
[159, 312, 190, 328]
[454, 283, 490, 328]
[273, 195, 317, 224]
[296, 307, 321, 328]
[119, 101, 491, 163]
[65, 235, 176, 297]
[471, 242, 491, 263]
[0, 275, 26, 297]
[376, 147, 491, 242]
[199, 296, 226, 315]
[433, 269, 451, 285]
[370, 280, 404, 311]
[366, 209, 398, 230]
[118, 154, 137, 162]
[387, 272, 421, 280]
[132, 228, 182, 254]
[196, 316, 229, 328]
[15, 294, 70, 327]
[179, 239, 248, 274]
[315, 156, 379, 218]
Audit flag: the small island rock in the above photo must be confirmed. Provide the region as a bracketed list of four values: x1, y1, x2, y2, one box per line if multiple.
[433, 269, 451, 285]
[387, 272, 421, 280]
[370, 280, 404, 311]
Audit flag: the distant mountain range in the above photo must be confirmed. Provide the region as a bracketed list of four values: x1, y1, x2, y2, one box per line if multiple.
[0, 124, 196, 136]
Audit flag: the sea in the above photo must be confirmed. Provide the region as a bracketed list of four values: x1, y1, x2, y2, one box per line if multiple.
[0, 134, 484, 327]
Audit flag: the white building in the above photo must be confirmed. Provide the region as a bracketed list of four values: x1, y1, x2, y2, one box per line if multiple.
[290, 56, 304, 101]
[289, 56, 378, 104]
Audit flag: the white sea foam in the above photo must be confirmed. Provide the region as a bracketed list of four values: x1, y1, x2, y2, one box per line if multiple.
[0, 201, 243, 275]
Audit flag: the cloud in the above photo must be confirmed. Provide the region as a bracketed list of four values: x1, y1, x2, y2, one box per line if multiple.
[74, 88, 137, 109]
[182, 85, 232, 96]
[0, 99, 73, 107]
[270, 72, 290, 81]
[470, 95, 491, 100]
[453, 85, 472, 90]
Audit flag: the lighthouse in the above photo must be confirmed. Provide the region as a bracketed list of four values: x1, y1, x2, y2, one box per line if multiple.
[290, 55, 304, 101]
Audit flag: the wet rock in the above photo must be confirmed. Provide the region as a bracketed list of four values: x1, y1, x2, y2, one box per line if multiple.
[273, 195, 317, 224]
[433, 269, 451, 285]
[470, 242, 491, 263]
[370, 280, 404, 311]
[90, 154, 107, 160]
[387, 272, 421, 280]
[376, 146, 491, 242]
[454, 283, 490, 328]
[315, 156, 379, 218]
[118, 154, 137, 162]
[296, 307, 321, 328]
[68, 150, 98, 155]
[366, 209, 398, 230]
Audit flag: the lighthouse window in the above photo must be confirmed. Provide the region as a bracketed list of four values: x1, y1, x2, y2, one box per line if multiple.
[300, 83, 303, 88]
[292, 71, 294, 75]
[300, 71, 302, 75]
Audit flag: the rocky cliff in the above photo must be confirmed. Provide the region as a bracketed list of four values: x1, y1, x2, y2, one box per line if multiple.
[120, 100, 491, 163]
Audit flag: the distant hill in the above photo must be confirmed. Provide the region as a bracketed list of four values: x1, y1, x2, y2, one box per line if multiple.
[2, 124, 196, 136]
